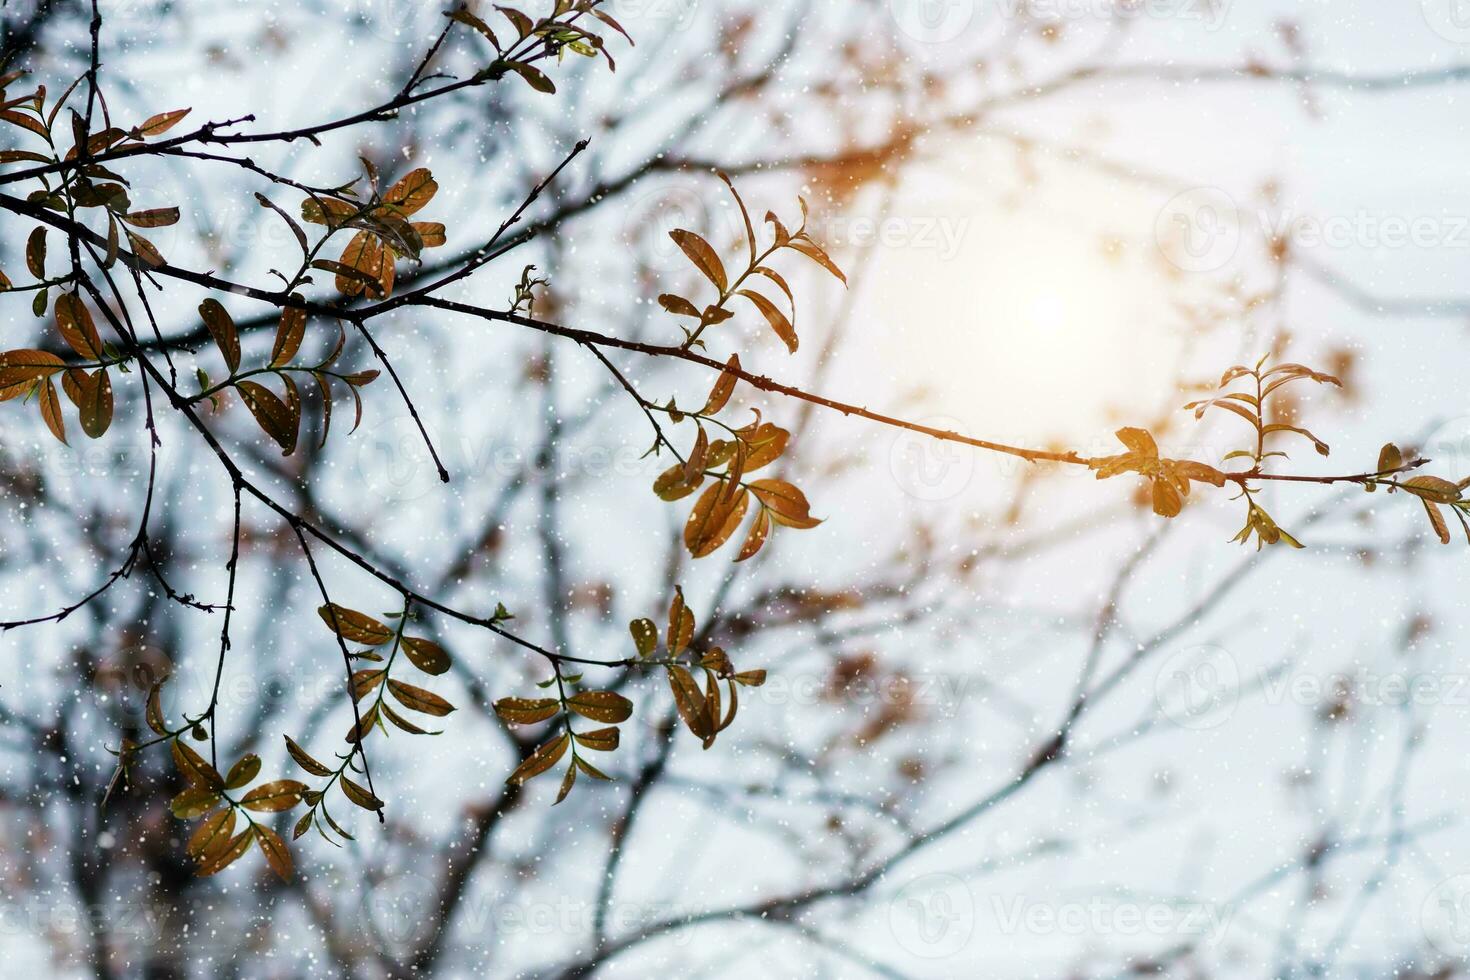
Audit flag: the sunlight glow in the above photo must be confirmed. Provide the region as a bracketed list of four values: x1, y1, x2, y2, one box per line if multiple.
[864, 145, 1192, 451]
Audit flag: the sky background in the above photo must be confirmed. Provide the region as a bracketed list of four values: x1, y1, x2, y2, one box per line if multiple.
[4, 0, 1470, 977]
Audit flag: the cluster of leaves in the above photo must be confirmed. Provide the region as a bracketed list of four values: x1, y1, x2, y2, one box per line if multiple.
[1189, 357, 1341, 549]
[1092, 356, 1345, 549]
[1185, 357, 1342, 465]
[629, 587, 766, 748]
[277, 603, 461, 843]
[658, 173, 846, 353]
[493, 588, 765, 804]
[450, 1, 633, 91]
[111, 688, 306, 881]
[0, 69, 188, 276]
[1367, 442, 1470, 545]
[647, 176, 845, 560]
[0, 293, 118, 443]
[299, 164, 446, 300]
[652, 360, 822, 560]
[194, 299, 379, 454]
[1090, 427, 1227, 519]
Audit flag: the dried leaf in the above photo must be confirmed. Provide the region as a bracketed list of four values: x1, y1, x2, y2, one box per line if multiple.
[240, 779, 307, 813]
[271, 306, 306, 368]
[566, 690, 633, 724]
[629, 618, 658, 658]
[703, 354, 740, 415]
[574, 727, 620, 752]
[506, 733, 570, 786]
[669, 229, 727, 291]
[255, 823, 293, 881]
[236, 379, 299, 455]
[388, 679, 455, 717]
[493, 697, 560, 725]
[135, 107, 190, 138]
[401, 636, 450, 675]
[317, 604, 395, 644]
[199, 299, 240, 374]
[737, 289, 797, 352]
[196, 829, 253, 877]
[223, 754, 261, 790]
[284, 736, 332, 777]
[188, 808, 236, 861]
[341, 777, 384, 812]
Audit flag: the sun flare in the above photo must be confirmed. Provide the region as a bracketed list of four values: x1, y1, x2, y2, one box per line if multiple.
[866, 146, 1190, 449]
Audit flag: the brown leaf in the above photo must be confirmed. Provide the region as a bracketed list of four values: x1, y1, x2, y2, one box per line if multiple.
[255, 824, 293, 881]
[0, 349, 64, 401]
[135, 107, 191, 138]
[401, 636, 451, 675]
[55, 293, 102, 359]
[236, 379, 299, 455]
[685, 482, 751, 557]
[505, 61, 556, 93]
[574, 727, 620, 752]
[336, 230, 393, 298]
[223, 753, 262, 790]
[553, 759, 577, 805]
[199, 299, 240, 374]
[1423, 499, 1452, 544]
[703, 354, 740, 415]
[629, 618, 658, 658]
[666, 587, 695, 655]
[240, 779, 307, 813]
[749, 479, 820, 529]
[25, 227, 44, 278]
[669, 229, 727, 291]
[737, 289, 797, 352]
[122, 207, 179, 228]
[170, 787, 221, 819]
[388, 679, 455, 717]
[172, 740, 223, 790]
[284, 736, 332, 777]
[659, 293, 700, 319]
[788, 236, 846, 284]
[350, 668, 385, 702]
[735, 506, 771, 562]
[1152, 478, 1183, 518]
[196, 829, 253, 877]
[271, 306, 306, 368]
[493, 697, 560, 726]
[340, 777, 383, 812]
[125, 229, 165, 267]
[37, 378, 65, 444]
[67, 368, 114, 439]
[383, 168, 438, 216]
[316, 604, 394, 644]
[667, 665, 710, 740]
[506, 733, 570, 786]
[566, 690, 633, 724]
[187, 807, 236, 861]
